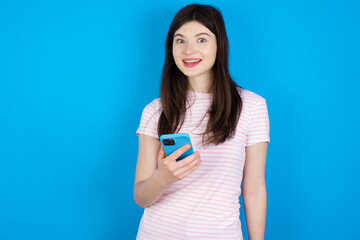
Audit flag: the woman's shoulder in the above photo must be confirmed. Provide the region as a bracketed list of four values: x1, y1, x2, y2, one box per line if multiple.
[237, 86, 266, 103]
[141, 97, 162, 114]
[146, 97, 161, 107]
[236, 86, 267, 112]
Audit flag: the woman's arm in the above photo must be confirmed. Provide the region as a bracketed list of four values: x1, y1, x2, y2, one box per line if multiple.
[242, 142, 268, 240]
[133, 134, 201, 208]
[133, 134, 167, 208]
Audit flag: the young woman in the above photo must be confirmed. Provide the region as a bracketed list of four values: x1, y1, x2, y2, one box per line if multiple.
[133, 4, 270, 240]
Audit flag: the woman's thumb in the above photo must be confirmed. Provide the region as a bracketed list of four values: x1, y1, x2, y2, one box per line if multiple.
[158, 144, 166, 163]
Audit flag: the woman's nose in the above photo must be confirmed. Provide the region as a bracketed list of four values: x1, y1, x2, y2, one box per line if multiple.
[184, 42, 196, 55]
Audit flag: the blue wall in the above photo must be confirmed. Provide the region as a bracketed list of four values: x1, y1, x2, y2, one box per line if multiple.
[1, 0, 359, 239]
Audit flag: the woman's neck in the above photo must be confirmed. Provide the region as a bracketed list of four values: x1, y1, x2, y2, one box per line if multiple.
[187, 71, 213, 93]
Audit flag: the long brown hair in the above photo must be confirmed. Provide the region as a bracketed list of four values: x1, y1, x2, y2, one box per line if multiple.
[158, 4, 242, 145]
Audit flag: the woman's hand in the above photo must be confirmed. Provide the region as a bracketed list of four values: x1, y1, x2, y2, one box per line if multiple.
[154, 144, 201, 187]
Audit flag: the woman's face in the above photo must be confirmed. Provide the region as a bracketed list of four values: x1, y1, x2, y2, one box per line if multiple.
[172, 21, 217, 81]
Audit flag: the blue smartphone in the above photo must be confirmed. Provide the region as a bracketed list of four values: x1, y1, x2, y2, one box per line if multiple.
[160, 133, 194, 161]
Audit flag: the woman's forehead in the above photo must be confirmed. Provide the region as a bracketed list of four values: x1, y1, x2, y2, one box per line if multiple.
[174, 21, 213, 37]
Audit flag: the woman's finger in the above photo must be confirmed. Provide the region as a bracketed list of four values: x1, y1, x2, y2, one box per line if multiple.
[169, 144, 191, 161]
[176, 151, 200, 169]
[176, 159, 201, 179]
[158, 144, 166, 163]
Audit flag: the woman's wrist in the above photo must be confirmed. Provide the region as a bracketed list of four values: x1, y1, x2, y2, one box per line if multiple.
[153, 169, 169, 188]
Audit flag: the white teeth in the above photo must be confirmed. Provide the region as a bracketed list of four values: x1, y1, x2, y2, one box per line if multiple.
[184, 60, 201, 63]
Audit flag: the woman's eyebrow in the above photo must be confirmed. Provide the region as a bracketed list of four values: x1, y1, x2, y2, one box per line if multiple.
[174, 33, 184, 38]
[174, 32, 211, 38]
[195, 32, 211, 37]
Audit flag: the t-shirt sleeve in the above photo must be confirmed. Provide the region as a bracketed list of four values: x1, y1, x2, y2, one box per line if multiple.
[136, 101, 160, 139]
[246, 98, 270, 146]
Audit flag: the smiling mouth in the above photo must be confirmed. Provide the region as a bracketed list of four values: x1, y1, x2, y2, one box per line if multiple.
[183, 59, 202, 67]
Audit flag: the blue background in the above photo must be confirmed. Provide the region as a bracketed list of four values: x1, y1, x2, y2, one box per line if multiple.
[1, 0, 359, 239]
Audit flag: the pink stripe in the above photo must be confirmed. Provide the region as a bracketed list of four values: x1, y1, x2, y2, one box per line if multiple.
[147, 208, 238, 227]
[141, 223, 186, 239]
[144, 215, 239, 235]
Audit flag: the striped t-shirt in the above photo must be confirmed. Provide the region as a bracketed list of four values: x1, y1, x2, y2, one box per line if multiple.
[135, 87, 270, 239]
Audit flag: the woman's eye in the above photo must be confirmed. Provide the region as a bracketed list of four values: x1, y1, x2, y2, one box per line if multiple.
[176, 39, 185, 43]
[198, 38, 206, 43]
